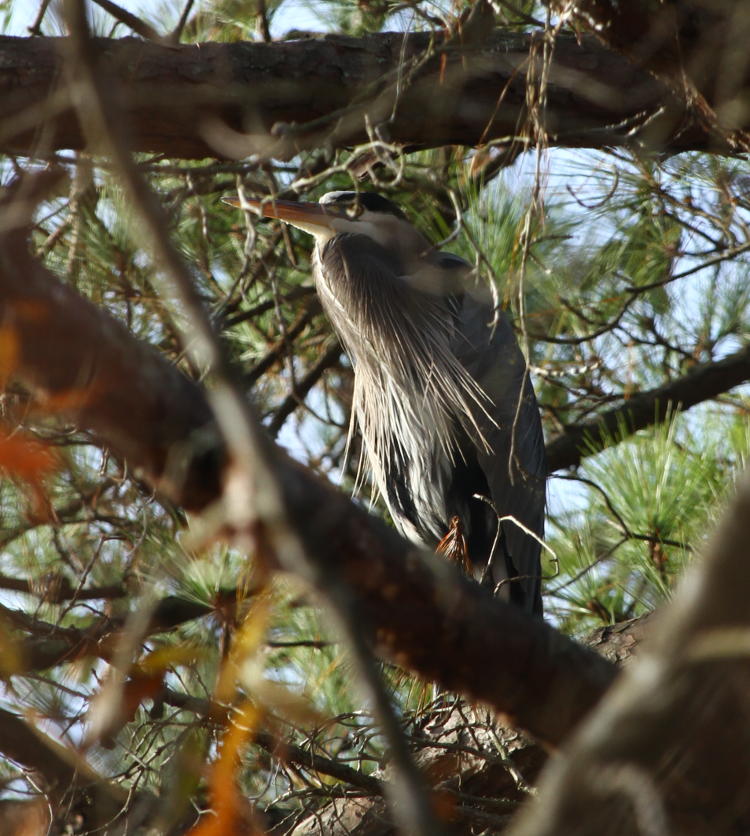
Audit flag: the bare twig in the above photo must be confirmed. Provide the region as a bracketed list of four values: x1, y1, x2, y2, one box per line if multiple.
[89, 0, 162, 40]
[267, 342, 342, 437]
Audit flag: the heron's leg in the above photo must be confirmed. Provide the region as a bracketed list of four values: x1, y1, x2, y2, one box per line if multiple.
[436, 515, 473, 574]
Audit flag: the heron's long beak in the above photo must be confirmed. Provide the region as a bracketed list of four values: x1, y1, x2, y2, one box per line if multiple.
[222, 196, 335, 233]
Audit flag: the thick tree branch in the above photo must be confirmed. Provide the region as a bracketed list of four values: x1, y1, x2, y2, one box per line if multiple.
[508, 468, 750, 835]
[0, 30, 733, 161]
[546, 344, 750, 471]
[548, 0, 749, 150]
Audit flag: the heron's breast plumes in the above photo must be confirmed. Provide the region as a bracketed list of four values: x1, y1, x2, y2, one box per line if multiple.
[314, 234, 493, 541]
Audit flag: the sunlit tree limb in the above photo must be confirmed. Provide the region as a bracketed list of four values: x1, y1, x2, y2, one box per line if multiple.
[0, 30, 735, 161]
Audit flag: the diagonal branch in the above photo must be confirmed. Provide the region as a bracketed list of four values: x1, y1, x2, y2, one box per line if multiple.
[0, 706, 137, 828]
[2, 593, 227, 673]
[508, 467, 750, 835]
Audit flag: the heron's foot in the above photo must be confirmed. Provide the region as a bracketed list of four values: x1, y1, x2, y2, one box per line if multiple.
[436, 515, 473, 575]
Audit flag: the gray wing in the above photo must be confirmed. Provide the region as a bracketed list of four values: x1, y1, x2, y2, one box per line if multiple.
[437, 254, 546, 614]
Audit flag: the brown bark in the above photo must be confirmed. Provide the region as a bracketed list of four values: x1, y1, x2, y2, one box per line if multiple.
[0, 615, 652, 836]
[546, 0, 750, 149]
[0, 30, 732, 161]
[507, 470, 750, 836]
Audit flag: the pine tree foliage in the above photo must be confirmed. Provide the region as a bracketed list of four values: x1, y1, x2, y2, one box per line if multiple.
[0, 0, 749, 833]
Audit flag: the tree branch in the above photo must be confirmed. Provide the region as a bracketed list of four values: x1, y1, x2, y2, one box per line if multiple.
[546, 0, 749, 150]
[507, 468, 750, 835]
[0, 30, 731, 161]
[545, 344, 750, 471]
[3, 593, 225, 674]
[0, 706, 137, 828]
[267, 341, 342, 437]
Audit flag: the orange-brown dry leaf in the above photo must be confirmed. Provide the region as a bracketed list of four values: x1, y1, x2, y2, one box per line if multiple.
[120, 672, 164, 726]
[215, 593, 272, 702]
[0, 427, 60, 519]
[0, 326, 19, 389]
[0, 432, 58, 484]
[0, 798, 50, 836]
[138, 643, 205, 675]
[187, 701, 265, 836]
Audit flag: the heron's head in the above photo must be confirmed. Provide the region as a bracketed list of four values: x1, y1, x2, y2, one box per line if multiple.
[224, 190, 426, 252]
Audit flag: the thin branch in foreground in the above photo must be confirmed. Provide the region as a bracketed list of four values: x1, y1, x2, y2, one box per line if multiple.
[267, 342, 342, 437]
[60, 4, 447, 833]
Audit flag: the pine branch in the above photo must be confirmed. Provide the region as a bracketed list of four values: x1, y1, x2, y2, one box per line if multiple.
[2, 594, 225, 673]
[546, 344, 750, 472]
[161, 688, 385, 795]
[0, 706, 138, 829]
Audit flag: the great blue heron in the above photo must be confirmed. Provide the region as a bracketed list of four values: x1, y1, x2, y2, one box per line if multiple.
[227, 191, 546, 615]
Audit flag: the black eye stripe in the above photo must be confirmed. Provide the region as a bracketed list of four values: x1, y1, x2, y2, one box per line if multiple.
[320, 191, 407, 220]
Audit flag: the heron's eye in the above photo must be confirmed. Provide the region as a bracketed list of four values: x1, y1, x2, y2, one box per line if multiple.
[346, 202, 364, 219]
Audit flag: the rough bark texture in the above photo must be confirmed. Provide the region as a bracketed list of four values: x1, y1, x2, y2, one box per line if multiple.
[507, 469, 750, 836]
[0, 30, 735, 161]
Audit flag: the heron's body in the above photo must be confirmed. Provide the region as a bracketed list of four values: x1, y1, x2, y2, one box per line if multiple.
[229, 191, 546, 614]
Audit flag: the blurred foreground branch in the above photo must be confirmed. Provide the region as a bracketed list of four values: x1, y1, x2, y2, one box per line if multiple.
[507, 467, 750, 835]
